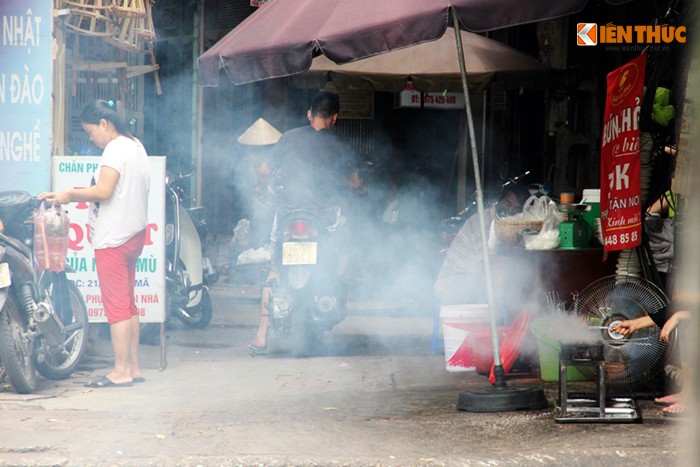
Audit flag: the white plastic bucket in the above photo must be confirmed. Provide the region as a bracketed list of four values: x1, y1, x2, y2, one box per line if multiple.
[581, 189, 600, 204]
[581, 189, 601, 235]
[440, 304, 490, 372]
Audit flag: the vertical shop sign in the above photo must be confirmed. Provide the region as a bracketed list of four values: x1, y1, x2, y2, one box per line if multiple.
[0, 1, 53, 193]
[52, 156, 167, 324]
[600, 54, 646, 252]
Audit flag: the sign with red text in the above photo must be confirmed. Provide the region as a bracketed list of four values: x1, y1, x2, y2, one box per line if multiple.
[423, 92, 465, 109]
[52, 156, 166, 323]
[600, 54, 646, 252]
[395, 90, 465, 109]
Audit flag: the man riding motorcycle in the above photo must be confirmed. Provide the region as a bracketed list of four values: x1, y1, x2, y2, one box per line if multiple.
[248, 91, 358, 355]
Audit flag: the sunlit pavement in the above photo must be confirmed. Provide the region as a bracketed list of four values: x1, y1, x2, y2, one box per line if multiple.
[0, 280, 685, 466]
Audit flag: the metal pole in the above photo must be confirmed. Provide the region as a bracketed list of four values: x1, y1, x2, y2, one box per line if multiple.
[481, 90, 487, 187]
[193, 0, 205, 207]
[451, 10, 505, 388]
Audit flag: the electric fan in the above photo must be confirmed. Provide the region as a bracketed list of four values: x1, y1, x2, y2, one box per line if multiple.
[573, 274, 670, 387]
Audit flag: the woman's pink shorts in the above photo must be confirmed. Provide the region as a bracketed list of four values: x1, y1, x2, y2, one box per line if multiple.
[94, 230, 146, 324]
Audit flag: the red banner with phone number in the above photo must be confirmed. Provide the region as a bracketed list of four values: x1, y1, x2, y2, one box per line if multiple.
[600, 54, 646, 252]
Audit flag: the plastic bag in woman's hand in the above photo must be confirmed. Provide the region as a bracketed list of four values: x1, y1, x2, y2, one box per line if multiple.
[33, 202, 70, 271]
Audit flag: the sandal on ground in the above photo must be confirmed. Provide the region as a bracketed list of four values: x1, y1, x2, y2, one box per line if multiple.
[84, 375, 133, 388]
[248, 344, 268, 357]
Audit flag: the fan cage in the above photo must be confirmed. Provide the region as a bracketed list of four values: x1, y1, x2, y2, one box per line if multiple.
[570, 274, 670, 387]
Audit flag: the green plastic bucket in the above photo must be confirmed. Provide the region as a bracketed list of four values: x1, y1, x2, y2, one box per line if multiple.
[530, 318, 592, 382]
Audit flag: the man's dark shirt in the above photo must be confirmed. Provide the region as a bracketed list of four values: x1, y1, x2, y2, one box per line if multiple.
[272, 125, 355, 210]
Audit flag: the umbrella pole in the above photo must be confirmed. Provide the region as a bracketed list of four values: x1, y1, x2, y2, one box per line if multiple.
[451, 10, 546, 412]
[451, 13, 503, 386]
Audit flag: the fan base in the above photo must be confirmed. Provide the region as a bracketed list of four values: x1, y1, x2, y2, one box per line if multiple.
[457, 386, 548, 413]
[554, 394, 641, 423]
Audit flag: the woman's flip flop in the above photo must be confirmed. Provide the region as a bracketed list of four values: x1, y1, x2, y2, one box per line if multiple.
[84, 375, 133, 388]
[248, 344, 268, 356]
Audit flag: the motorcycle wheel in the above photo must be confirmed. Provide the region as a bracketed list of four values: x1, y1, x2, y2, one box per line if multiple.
[289, 294, 322, 358]
[35, 277, 90, 380]
[0, 292, 37, 394]
[174, 287, 213, 329]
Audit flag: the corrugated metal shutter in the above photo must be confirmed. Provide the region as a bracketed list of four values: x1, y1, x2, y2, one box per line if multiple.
[214, 0, 256, 41]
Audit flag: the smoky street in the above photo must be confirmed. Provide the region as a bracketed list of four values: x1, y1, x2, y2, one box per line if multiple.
[0, 281, 684, 467]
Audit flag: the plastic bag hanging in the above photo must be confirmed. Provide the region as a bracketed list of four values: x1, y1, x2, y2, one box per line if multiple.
[33, 202, 70, 272]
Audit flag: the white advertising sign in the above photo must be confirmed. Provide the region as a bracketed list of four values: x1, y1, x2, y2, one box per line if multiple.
[52, 156, 166, 323]
[395, 90, 465, 109]
[397, 89, 422, 108]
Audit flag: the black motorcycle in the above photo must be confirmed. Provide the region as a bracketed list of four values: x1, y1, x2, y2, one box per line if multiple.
[0, 191, 89, 394]
[267, 206, 347, 357]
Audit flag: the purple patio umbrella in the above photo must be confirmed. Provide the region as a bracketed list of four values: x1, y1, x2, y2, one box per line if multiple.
[288, 28, 548, 93]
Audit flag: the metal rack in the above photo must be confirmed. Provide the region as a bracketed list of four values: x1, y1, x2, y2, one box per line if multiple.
[554, 342, 641, 423]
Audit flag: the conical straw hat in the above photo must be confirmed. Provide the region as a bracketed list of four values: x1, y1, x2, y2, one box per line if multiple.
[237, 117, 282, 146]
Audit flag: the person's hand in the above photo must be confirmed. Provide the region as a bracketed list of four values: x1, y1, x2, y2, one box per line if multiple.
[37, 191, 71, 205]
[37, 191, 54, 203]
[612, 315, 656, 337]
[659, 316, 679, 343]
[659, 310, 691, 343]
[612, 318, 641, 337]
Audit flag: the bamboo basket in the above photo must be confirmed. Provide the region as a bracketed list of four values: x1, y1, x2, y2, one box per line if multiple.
[105, 0, 155, 52]
[105, 15, 142, 52]
[110, 0, 147, 18]
[64, 0, 114, 37]
[136, 0, 156, 41]
[493, 217, 543, 246]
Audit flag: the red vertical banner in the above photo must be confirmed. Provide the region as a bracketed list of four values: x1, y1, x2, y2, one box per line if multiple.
[600, 54, 646, 252]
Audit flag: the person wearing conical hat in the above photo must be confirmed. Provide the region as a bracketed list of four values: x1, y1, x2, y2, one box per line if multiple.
[233, 118, 281, 252]
[237, 117, 282, 146]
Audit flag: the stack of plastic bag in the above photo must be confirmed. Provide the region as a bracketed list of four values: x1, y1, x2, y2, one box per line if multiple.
[521, 195, 561, 250]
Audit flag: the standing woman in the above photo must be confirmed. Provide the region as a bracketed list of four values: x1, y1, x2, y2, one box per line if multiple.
[40, 99, 150, 388]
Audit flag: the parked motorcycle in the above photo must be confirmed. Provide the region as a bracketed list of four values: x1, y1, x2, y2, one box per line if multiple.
[0, 191, 89, 394]
[267, 206, 347, 357]
[141, 168, 218, 343]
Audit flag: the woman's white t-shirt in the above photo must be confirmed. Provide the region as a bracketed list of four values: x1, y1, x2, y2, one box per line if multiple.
[88, 136, 150, 249]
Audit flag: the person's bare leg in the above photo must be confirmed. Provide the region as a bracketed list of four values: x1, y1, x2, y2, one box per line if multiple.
[662, 363, 690, 414]
[129, 315, 142, 379]
[107, 319, 134, 383]
[250, 286, 270, 348]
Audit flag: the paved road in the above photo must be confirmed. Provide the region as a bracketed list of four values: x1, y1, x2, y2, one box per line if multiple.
[0, 282, 688, 466]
